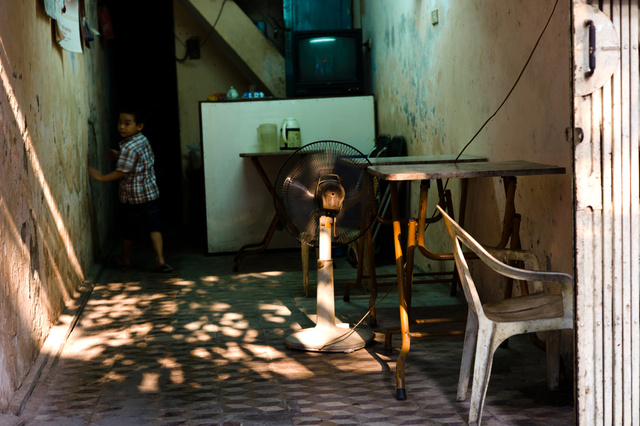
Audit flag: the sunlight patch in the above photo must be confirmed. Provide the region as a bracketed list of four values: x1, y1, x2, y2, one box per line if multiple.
[158, 357, 180, 369]
[185, 332, 214, 343]
[138, 372, 161, 392]
[221, 326, 244, 338]
[191, 347, 213, 359]
[174, 279, 195, 286]
[243, 343, 272, 359]
[261, 313, 287, 324]
[128, 322, 153, 336]
[236, 271, 285, 279]
[202, 323, 218, 332]
[168, 369, 184, 385]
[210, 302, 232, 311]
[184, 320, 206, 331]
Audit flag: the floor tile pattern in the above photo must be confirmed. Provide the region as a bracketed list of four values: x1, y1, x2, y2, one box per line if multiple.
[9, 235, 574, 425]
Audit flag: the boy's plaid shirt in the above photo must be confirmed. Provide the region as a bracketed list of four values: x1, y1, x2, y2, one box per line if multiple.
[116, 133, 160, 204]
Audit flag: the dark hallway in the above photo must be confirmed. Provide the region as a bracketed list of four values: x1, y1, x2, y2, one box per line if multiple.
[106, 1, 184, 225]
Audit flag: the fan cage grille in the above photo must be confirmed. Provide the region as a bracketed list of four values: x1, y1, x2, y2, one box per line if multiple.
[274, 141, 377, 247]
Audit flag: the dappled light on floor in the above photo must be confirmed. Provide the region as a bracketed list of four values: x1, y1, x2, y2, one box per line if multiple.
[15, 247, 574, 424]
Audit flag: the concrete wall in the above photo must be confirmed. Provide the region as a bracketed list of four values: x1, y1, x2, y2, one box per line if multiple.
[0, 1, 112, 409]
[361, 0, 574, 301]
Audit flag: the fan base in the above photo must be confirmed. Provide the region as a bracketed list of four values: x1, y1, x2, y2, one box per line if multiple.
[285, 325, 375, 353]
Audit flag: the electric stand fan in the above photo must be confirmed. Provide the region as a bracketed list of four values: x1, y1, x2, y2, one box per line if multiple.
[274, 140, 377, 352]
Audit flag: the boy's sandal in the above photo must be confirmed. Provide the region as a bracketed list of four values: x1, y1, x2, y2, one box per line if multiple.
[157, 264, 173, 273]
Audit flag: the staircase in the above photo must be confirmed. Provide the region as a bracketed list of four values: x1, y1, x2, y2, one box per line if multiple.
[178, 0, 286, 97]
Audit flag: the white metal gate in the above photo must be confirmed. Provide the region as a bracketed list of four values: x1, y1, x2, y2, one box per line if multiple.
[573, 1, 640, 424]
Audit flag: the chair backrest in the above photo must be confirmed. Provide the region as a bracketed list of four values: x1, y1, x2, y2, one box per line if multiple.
[436, 205, 487, 316]
[436, 205, 573, 318]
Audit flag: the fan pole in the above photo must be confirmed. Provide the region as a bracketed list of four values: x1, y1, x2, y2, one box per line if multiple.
[285, 216, 375, 353]
[316, 216, 336, 329]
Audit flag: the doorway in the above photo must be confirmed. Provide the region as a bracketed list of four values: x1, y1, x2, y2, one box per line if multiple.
[104, 0, 183, 225]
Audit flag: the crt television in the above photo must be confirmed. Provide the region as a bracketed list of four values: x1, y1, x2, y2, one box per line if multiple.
[291, 29, 364, 97]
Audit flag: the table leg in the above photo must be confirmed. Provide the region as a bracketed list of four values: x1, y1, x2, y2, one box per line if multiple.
[233, 157, 277, 270]
[389, 182, 410, 400]
[249, 157, 276, 196]
[234, 156, 299, 271]
[496, 176, 517, 249]
[343, 223, 399, 328]
[365, 228, 380, 326]
[342, 230, 379, 317]
[343, 234, 367, 302]
[390, 179, 469, 400]
[233, 213, 280, 272]
[416, 180, 454, 262]
[459, 178, 469, 228]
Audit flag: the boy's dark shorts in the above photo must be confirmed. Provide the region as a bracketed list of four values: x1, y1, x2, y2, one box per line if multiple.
[119, 199, 162, 240]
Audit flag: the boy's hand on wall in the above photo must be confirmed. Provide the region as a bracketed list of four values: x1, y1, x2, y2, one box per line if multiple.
[87, 167, 125, 182]
[87, 166, 103, 181]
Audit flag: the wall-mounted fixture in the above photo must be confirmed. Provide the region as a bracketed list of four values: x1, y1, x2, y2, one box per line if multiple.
[186, 37, 201, 59]
[431, 9, 439, 25]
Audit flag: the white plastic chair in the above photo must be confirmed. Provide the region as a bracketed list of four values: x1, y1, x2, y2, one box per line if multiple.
[436, 205, 574, 425]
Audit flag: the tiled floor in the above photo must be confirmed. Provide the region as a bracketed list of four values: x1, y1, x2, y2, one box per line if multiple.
[5, 229, 574, 425]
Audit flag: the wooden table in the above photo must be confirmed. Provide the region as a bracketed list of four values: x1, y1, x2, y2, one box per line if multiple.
[367, 154, 485, 165]
[343, 155, 488, 322]
[366, 160, 566, 400]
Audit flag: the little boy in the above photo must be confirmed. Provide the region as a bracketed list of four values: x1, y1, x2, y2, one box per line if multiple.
[88, 106, 172, 273]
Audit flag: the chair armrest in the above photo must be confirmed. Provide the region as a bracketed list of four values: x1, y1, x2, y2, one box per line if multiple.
[489, 257, 574, 320]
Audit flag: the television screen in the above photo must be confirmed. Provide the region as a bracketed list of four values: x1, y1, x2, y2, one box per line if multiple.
[291, 29, 364, 97]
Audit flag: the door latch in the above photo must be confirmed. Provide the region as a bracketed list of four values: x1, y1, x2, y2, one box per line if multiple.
[566, 127, 584, 144]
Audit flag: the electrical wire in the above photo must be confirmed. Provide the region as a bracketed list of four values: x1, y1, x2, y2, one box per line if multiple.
[200, 0, 228, 48]
[424, 0, 561, 231]
[454, 0, 560, 161]
[339, 1, 563, 341]
[175, 0, 228, 62]
[319, 283, 395, 351]
[175, 35, 189, 62]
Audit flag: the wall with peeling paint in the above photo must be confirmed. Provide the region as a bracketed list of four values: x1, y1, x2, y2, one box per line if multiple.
[362, 0, 573, 294]
[361, 0, 574, 371]
[0, 1, 112, 409]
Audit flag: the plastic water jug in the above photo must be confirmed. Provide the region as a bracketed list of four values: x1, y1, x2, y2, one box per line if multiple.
[257, 124, 278, 152]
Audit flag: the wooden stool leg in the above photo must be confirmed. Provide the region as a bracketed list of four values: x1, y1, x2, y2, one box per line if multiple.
[443, 188, 460, 296]
[301, 243, 310, 297]
[366, 229, 380, 327]
[343, 236, 364, 302]
[546, 330, 561, 391]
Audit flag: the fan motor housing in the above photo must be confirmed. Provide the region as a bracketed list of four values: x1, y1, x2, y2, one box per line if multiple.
[317, 174, 345, 214]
